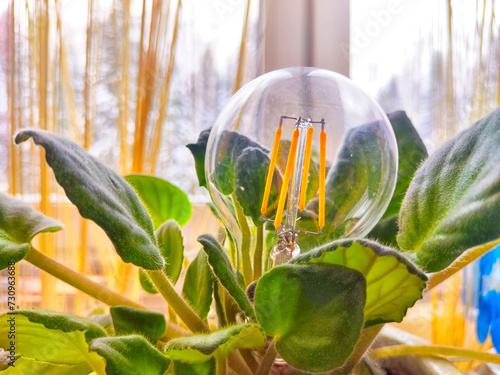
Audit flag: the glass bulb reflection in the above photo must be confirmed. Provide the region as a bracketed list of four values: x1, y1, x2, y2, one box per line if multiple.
[205, 67, 398, 269]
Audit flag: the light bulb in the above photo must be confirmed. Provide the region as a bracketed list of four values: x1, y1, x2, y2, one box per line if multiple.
[205, 67, 398, 268]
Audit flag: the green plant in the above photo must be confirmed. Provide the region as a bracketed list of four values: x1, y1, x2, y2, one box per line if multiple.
[1, 109, 500, 374]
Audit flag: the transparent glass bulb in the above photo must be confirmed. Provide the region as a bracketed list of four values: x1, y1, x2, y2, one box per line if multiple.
[205, 67, 398, 267]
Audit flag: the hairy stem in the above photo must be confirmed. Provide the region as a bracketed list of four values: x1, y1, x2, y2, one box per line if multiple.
[25, 246, 187, 338]
[257, 341, 278, 375]
[371, 344, 500, 365]
[239, 349, 259, 373]
[26, 246, 143, 308]
[168, 306, 178, 324]
[330, 325, 383, 375]
[253, 225, 264, 280]
[228, 352, 253, 375]
[214, 280, 228, 327]
[216, 356, 227, 375]
[233, 195, 253, 286]
[147, 269, 210, 333]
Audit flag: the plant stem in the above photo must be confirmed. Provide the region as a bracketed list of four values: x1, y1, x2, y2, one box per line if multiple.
[25, 247, 187, 338]
[233, 195, 253, 286]
[228, 234, 237, 266]
[239, 349, 259, 373]
[147, 269, 210, 333]
[26, 246, 144, 309]
[330, 325, 383, 375]
[228, 352, 253, 375]
[168, 306, 178, 324]
[256, 341, 278, 375]
[253, 225, 264, 280]
[214, 280, 228, 327]
[216, 356, 227, 375]
[371, 344, 500, 365]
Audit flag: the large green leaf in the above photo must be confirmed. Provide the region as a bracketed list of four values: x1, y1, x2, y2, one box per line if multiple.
[182, 250, 214, 321]
[88, 313, 114, 336]
[6, 309, 107, 342]
[164, 324, 266, 363]
[291, 239, 427, 326]
[254, 263, 366, 372]
[125, 174, 192, 228]
[211, 130, 266, 164]
[0, 357, 92, 375]
[197, 234, 254, 318]
[89, 335, 171, 375]
[325, 122, 385, 224]
[382, 111, 428, 219]
[234, 147, 279, 226]
[110, 306, 166, 343]
[172, 360, 215, 375]
[367, 111, 428, 246]
[0, 311, 107, 374]
[207, 131, 267, 199]
[15, 130, 163, 270]
[397, 108, 500, 272]
[0, 193, 63, 270]
[368, 216, 399, 248]
[186, 128, 211, 189]
[298, 120, 397, 250]
[156, 220, 184, 284]
[212, 157, 234, 195]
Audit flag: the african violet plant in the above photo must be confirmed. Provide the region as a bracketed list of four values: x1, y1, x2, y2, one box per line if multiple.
[0, 107, 499, 375]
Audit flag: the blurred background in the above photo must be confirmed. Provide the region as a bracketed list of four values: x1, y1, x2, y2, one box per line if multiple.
[0, 0, 499, 371]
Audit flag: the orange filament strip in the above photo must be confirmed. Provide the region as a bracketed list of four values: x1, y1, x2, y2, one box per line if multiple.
[274, 128, 300, 229]
[261, 126, 282, 215]
[319, 129, 326, 228]
[299, 127, 314, 211]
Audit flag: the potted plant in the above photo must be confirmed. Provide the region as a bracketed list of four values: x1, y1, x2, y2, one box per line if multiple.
[1, 99, 500, 373]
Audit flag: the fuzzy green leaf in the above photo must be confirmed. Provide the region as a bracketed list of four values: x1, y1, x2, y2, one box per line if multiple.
[15, 130, 163, 270]
[0, 357, 93, 375]
[254, 263, 366, 372]
[383, 111, 428, 219]
[89, 335, 171, 375]
[187, 128, 211, 189]
[7, 309, 107, 342]
[125, 174, 192, 228]
[88, 313, 113, 336]
[165, 324, 266, 363]
[207, 130, 267, 200]
[291, 239, 427, 326]
[172, 360, 215, 375]
[211, 130, 266, 163]
[0, 311, 107, 373]
[212, 157, 234, 195]
[234, 147, 279, 226]
[325, 122, 386, 224]
[110, 306, 166, 343]
[182, 250, 214, 321]
[0, 193, 63, 270]
[197, 234, 254, 318]
[156, 220, 184, 284]
[139, 268, 158, 294]
[298, 120, 397, 250]
[397, 108, 500, 272]
[368, 216, 399, 248]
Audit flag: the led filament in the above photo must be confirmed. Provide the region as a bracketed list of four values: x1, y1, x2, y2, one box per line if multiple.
[260, 116, 326, 264]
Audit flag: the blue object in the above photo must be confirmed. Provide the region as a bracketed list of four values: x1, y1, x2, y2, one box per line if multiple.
[476, 244, 500, 352]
